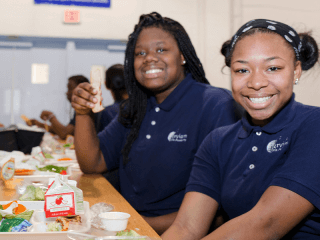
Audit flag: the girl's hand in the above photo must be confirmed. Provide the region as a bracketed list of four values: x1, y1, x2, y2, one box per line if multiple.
[71, 82, 99, 115]
[40, 111, 53, 121]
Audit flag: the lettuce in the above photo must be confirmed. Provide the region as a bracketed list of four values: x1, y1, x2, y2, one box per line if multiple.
[46, 221, 62, 232]
[19, 185, 36, 201]
[116, 230, 145, 239]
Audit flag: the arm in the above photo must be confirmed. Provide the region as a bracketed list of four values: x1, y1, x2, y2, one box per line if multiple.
[39, 110, 73, 140]
[142, 212, 178, 235]
[48, 117, 74, 140]
[203, 186, 314, 240]
[161, 192, 218, 240]
[71, 82, 107, 174]
[28, 118, 55, 134]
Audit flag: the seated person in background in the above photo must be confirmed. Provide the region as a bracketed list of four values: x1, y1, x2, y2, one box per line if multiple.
[94, 64, 128, 133]
[95, 64, 128, 191]
[71, 12, 241, 235]
[0, 123, 4, 128]
[162, 19, 320, 239]
[29, 75, 89, 140]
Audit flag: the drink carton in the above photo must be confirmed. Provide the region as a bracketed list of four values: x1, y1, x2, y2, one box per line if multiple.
[44, 174, 84, 218]
[90, 67, 104, 113]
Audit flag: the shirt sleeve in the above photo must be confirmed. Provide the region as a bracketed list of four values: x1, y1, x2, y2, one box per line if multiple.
[271, 110, 320, 210]
[97, 117, 127, 171]
[196, 89, 242, 146]
[186, 129, 222, 204]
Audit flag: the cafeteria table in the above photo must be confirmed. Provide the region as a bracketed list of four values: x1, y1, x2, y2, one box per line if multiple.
[0, 167, 161, 239]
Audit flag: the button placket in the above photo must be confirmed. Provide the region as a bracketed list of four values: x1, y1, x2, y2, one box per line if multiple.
[249, 133, 260, 171]
[147, 107, 160, 139]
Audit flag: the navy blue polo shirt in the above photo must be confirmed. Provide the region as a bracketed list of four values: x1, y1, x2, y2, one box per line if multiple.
[187, 94, 320, 238]
[98, 73, 241, 216]
[94, 101, 120, 133]
[69, 112, 76, 126]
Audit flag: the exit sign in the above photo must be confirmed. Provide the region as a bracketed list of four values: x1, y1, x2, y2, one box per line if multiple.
[64, 9, 80, 23]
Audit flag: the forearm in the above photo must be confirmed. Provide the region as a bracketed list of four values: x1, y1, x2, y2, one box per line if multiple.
[162, 192, 218, 240]
[204, 186, 314, 240]
[203, 213, 263, 240]
[161, 218, 198, 240]
[50, 116, 73, 139]
[74, 113, 105, 173]
[142, 212, 177, 235]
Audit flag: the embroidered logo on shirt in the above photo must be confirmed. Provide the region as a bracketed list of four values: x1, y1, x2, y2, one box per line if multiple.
[168, 132, 187, 142]
[266, 137, 289, 153]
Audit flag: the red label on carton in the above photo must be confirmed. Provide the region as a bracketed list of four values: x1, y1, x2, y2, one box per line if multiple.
[45, 192, 76, 218]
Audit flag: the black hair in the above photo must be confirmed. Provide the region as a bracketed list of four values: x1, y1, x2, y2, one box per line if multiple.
[105, 64, 127, 101]
[68, 75, 89, 85]
[119, 12, 209, 165]
[221, 28, 319, 71]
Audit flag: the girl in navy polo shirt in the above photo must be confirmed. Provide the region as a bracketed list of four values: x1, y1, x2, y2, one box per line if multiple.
[71, 12, 241, 234]
[162, 19, 320, 239]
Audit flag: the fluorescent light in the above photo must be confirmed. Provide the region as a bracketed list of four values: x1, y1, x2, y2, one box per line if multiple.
[0, 41, 33, 48]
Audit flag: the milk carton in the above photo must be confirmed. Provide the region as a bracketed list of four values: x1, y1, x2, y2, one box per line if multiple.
[44, 174, 84, 218]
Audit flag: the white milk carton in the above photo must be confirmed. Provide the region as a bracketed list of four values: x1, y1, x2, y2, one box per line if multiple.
[44, 174, 84, 218]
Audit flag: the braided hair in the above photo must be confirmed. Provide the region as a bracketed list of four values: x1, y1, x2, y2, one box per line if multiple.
[119, 12, 209, 165]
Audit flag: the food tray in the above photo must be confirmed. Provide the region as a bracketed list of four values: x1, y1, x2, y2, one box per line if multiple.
[0, 200, 91, 240]
[14, 164, 72, 182]
[68, 231, 152, 239]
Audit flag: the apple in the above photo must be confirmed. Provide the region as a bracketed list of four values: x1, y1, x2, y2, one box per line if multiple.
[55, 196, 63, 205]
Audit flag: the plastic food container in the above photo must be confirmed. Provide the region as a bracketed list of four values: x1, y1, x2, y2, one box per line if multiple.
[99, 212, 130, 231]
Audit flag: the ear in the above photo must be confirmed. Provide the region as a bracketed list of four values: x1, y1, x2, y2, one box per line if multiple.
[293, 61, 302, 83]
[181, 54, 186, 65]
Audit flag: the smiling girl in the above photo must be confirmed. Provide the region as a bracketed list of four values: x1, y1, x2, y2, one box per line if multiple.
[162, 19, 320, 239]
[71, 12, 241, 234]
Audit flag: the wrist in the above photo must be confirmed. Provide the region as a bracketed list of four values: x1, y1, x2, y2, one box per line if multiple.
[47, 114, 55, 121]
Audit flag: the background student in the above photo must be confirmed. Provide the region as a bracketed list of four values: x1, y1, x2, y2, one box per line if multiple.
[94, 64, 128, 133]
[28, 75, 89, 140]
[71, 12, 241, 234]
[162, 19, 320, 239]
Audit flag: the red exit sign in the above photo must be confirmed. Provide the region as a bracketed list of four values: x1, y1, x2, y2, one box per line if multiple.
[64, 9, 80, 23]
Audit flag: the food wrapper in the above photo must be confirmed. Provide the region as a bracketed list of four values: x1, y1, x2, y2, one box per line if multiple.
[90, 202, 114, 229]
[0, 156, 15, 181]
[0, 201, 18, 216]
[90, 68, 104, 113]
[31, 146, 46, 164]
[10, 219, 32, 232]
[45, 174, 84, 218]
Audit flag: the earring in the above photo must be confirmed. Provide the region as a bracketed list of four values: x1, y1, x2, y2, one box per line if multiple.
[182, 60, 186, 65]
[295, 79, 299, 85]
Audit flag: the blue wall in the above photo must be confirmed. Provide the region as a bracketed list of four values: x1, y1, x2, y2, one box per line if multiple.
[0, 36, 125, 127]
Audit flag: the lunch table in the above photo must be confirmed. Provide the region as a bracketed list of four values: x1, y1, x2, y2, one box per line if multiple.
[0, 168, 161, 239]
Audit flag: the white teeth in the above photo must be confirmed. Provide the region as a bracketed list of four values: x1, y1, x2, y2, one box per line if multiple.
[249, 96, 271, 103]
[146, 69, 162, 74]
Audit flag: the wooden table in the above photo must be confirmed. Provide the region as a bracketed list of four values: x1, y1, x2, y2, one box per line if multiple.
[0, 168, 161, 239]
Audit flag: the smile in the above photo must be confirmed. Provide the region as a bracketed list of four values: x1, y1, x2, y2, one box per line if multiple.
[145, 69, 163, 74]
[249, 96, 272, 104]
